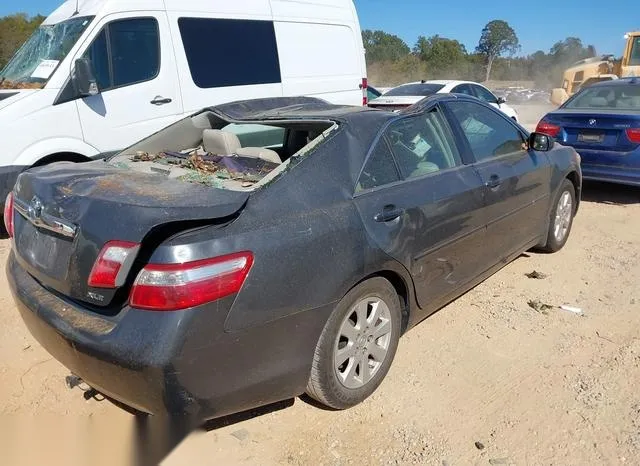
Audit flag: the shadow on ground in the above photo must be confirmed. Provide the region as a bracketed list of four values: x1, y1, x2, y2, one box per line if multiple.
[581, 181, 640, 206]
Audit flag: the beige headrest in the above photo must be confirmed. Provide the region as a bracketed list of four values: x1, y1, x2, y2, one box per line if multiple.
[236, 147, 281, 164]
[203, 129, 241, 155]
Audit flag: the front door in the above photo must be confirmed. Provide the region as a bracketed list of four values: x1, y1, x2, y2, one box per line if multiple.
[446, 100, 552, 263]
[354, 105, 487, 310]
[74, 13, 183, 153]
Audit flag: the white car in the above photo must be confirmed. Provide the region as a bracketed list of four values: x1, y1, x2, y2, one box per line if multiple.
[368, 80, 519, 122]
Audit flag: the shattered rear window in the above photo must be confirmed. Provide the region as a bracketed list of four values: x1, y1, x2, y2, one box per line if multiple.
[109, 117, 336, 191]
[122, 149, 279, 189]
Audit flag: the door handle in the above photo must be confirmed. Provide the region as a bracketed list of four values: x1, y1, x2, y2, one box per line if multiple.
[485, 174, 501, 189]
[374, 205, 405, 223]
[150, 96, 172, 105]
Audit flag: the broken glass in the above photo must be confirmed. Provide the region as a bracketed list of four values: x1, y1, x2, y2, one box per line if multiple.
[0, 16, 94, 89]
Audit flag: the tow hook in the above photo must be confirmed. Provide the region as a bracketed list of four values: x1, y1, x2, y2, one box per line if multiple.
[65, 374, 82, 389]
[65, 374, 104, 402]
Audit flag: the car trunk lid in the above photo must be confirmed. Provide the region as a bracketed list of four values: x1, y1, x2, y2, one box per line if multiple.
[548, 110, 640, 153]
[12, 161, 249, 310]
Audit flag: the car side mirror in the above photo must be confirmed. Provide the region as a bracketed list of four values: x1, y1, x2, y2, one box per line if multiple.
[497, 96, 507, 105]
[529, 132, 554, 151]
[72, 58, 99, 98]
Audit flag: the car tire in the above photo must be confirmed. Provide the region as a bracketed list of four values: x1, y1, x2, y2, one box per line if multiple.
[539, 179, 576, 253]
[306, 277, 402, 410]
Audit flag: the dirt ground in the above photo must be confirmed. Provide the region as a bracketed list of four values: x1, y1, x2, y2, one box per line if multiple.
[1, 104, 639, 465]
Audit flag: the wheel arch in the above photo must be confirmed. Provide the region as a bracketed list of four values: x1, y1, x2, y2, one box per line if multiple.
[351, 270, 413, 335]
[31, 152, 92, 167]
[13, 137, 100, 167]
[565, 170, 581, 213]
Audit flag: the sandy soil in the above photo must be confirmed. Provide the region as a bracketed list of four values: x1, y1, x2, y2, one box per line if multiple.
[1, 104, 639, 465]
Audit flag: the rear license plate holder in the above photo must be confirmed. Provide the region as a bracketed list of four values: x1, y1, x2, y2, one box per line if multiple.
[16, 223, 71, 278]
[578, 132, 605, 143]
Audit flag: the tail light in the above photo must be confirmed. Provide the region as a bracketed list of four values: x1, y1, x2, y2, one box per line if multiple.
[129, 251, 254, 311]
[88, 240, 140, 288]
[361, 78, 368, 106]
[4, 192, 14, 238]
[536, 120, 561, 138]
[626, 128, 640, 143]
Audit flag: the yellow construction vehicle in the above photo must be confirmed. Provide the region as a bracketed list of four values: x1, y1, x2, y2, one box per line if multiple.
[550, 31, 640, 106]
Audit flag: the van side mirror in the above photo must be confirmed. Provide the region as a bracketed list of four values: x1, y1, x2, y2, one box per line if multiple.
[72, 58, 99, 97]
[497, 96, 507, 105]
[529, 132, 554, 151]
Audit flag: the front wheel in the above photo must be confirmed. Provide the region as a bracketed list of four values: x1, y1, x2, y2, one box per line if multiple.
[306, 277, 402, 410]
[540, 179, 576, 253]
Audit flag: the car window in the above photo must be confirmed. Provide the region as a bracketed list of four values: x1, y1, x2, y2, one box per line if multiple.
[367, 87, 382, 100]
[473, 85, 498, 104]
[84, 18, 160, 91]
[178, 18, 281, 88]
[384, 83, 445, 97]
[357, 140, 400, 192]
[384, 108, 462, 179]
[452, 84, 474, 96]
[448, 101, 525, 161]
[629, 36, 640, 66]
[564, 84, 640, 110]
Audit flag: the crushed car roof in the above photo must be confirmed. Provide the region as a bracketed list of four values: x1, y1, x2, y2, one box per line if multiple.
[209, 96, 387, 121]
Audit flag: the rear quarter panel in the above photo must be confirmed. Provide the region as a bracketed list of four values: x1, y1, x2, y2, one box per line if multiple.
[547, 143, 583, 211]
[154, 129, 414, 333]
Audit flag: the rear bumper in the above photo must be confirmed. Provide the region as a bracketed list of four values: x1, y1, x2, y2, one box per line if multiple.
[581, 164, 640, 187]
[7, 251, 331, 420]
[574, 147, 640, 187]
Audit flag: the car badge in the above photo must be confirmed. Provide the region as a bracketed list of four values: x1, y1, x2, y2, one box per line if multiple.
[27, 196, 43, 221]
[589, 119, 597, 126]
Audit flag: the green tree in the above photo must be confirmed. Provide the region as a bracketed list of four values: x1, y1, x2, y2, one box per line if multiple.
[0, 13, 45, 70]
[549, 37, 596, 65]
[476, 20, 520, 81]
[362, 29, 410, 63]
[413, 35, 467, 77]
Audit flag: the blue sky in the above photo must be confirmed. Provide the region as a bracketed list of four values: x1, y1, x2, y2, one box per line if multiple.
[2, 0, 638, 56]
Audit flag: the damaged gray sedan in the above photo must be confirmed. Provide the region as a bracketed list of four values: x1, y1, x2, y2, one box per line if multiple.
[6, 95, 581, 429]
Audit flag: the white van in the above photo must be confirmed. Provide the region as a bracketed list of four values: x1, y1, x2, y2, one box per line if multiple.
[0, 0, 367, 211]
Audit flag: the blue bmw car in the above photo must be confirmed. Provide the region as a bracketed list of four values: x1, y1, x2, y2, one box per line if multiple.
[536, 77, 640, 186]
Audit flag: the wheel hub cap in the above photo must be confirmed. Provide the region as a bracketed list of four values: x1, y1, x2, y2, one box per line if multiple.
[553, 191, 573, 243]
[334, 296, 393, 389]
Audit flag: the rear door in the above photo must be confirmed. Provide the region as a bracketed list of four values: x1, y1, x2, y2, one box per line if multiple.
[74, 13, 183, 153]
[451, 83, 475, 97]
[354, 105, 487, 310]
[445, 100, 552, 262]
[470, 84, 501, 110]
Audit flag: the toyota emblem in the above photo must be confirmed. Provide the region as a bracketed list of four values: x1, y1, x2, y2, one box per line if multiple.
[27, 196, 43, 221]
[589, 119, 597, 126]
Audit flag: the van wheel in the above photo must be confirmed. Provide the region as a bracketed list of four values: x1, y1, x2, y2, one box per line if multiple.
[306, 277, 401, 410]
[540, 179, 576, 253]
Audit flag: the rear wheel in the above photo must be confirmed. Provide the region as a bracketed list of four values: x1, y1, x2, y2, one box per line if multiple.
[306, 277, 402, 410]
[540, 179, 576, 253]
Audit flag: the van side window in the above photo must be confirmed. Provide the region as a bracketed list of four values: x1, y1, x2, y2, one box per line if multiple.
[178, 18, 281, 88]
[84, 18, 160, 91]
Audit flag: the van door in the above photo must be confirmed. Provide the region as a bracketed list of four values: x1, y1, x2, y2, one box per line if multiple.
[74, 13, 182, 153]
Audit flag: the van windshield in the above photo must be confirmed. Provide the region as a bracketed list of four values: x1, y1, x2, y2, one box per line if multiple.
[0, 16, 94, 90]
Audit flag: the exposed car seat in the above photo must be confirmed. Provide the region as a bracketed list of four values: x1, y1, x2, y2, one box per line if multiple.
[203, 129, 241, 155]
[203, 129, 281, 164]
[236, 147, 281, 164]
